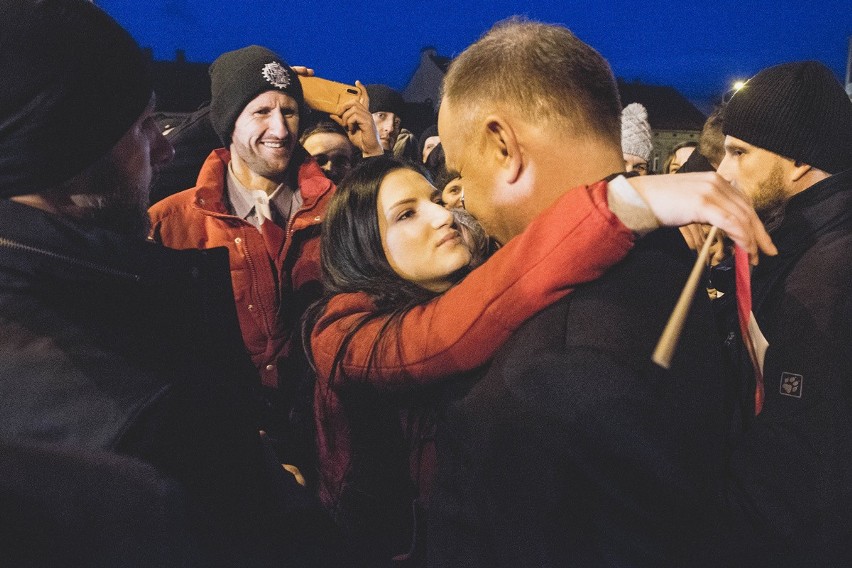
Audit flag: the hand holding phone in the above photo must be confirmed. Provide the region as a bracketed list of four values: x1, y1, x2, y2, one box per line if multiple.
[299, 76, 362, 115]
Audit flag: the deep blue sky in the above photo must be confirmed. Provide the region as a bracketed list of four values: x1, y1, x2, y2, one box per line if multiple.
[99, 0, 850, 108]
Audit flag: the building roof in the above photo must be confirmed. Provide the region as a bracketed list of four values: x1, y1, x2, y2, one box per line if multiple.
[146, 49, 211, 112]
[426, 48, 452, 74]
[617, 80, 706, 131]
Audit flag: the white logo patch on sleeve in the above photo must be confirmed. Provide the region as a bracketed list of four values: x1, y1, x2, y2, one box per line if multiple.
[780, 372, 803, 398]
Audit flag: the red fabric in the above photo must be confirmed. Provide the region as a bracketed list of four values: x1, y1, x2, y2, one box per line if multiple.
[148, 149, 333, 388]
[311, 180, 636, 510]
[260, 218, 285, 262]
[735, 245, 764, 415]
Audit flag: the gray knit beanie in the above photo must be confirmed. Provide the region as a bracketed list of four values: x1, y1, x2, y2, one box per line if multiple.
[209, 45, 305, 146]
[723, 61, 852, 174]
[621, 103, 653, 162]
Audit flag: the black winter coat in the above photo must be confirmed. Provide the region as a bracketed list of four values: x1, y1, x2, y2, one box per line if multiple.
[428, 229, 731, 567]
[0, 199, 349, 567]
[725, 169, 852, 566]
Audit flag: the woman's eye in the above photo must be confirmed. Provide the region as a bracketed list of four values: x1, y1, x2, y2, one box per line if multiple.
[397, 210, 414, 221]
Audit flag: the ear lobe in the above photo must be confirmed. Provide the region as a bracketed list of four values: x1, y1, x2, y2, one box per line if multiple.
[484, 115, 523, 184]
[791, 161, 812, 182]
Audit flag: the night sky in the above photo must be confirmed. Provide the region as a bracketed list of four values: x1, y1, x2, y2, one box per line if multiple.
[98, 0, 851, 109]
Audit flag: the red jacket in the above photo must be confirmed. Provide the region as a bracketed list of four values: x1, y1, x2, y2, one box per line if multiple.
[149, 148, 334, 389]
[310, 180, 634, 514]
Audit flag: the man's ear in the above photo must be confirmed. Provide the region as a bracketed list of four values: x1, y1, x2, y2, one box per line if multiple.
[790, 161, 813, 182]
[482, 114, 523, 184]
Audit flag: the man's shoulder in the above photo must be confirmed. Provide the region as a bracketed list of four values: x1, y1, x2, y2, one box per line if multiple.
[149, 149, 228, 220]
[147, 179, 227, 248]
[0, 289, 171, 450]
[778, 228, 852, 339]
[295, 153, 335, 206]
[793, 227, 852, 279]
[505, 227, 698, 359]
[777, 225, 852, 317]
[149, 185, 201, 218]
[459, 227, 721, 412]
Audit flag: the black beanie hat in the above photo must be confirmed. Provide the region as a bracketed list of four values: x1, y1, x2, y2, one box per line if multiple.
[723, 61, 852, 174]
[365, 84, 405, 117]
[209, 45, 305, 145]
[0, 0, 153, 197]
[418, 124, 439, 158]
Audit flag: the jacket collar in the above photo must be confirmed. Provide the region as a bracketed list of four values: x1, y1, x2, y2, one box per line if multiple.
[0, 198, 151, 282]
[752, 167, 852, 311]
[194, 147, 333, 218]
[764, 168, 852, 260]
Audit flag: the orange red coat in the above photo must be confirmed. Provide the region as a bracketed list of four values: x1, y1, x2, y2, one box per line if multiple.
[149, 148, 334, 389]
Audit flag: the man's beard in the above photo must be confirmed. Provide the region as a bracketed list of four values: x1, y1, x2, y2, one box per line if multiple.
[69, 154, 151, 239]
[752, 163, 787, 234]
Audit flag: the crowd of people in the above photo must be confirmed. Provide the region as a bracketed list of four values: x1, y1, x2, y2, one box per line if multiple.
[1, 1, 851, 566]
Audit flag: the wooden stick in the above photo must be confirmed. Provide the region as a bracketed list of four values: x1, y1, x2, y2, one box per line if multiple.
[652, 226, 719, 369]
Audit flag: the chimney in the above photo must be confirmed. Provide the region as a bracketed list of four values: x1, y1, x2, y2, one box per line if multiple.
[845, 36, 851, 100]
[175, 49, 186, 63]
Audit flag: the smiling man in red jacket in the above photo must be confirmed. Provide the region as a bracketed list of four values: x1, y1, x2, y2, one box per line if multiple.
[148, 46, 375, 476]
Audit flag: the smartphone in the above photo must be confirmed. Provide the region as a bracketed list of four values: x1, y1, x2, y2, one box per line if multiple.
[299, 76, 362, 115]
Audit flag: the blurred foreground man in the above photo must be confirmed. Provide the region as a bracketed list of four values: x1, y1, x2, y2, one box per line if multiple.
[718, 61, 852, 566]
[0, 1, 347, 565]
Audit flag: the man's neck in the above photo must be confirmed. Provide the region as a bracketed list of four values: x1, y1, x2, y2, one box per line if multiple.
[503, 135, 623, 240]
[539, 134, 625, 191]
[228, 156, 290, 196]
[788, 168, 831, 200]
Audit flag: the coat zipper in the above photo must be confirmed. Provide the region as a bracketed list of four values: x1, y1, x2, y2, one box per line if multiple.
[0, 236, 142, 282]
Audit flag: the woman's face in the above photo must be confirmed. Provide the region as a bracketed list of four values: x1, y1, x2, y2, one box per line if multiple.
[668, 146, 696, 174]
[377, 168, 472, 292]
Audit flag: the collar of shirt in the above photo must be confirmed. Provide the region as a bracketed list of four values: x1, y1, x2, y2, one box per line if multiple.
[226, 163, 303, 230]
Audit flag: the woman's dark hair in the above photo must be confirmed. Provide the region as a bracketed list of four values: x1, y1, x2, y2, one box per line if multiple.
[302, 156, 451, 505]
[303, 155, 467, 381]
[320, 155, 447, 308]
[298, 119, 348, 145]
[302, 155, 489, 514]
